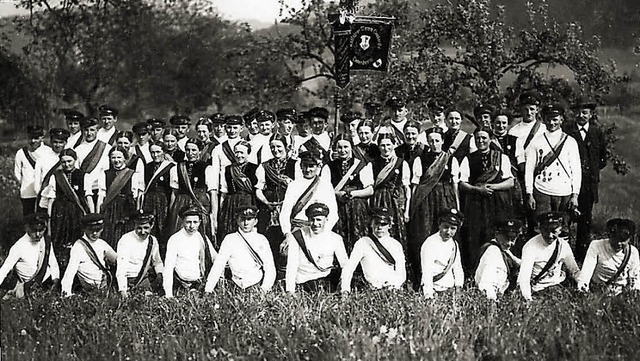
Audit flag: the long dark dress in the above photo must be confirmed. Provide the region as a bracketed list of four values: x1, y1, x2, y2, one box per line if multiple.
[102, 168, 137, 248]
[329, 157, 371, 252]
[167, 161, 213, 243]
[50, 169, 89, 270]
[371, 156, 407, 245]
[142, 161, 175, 256]
[218, 162, 258, 241]
[461, 149, 513, 272]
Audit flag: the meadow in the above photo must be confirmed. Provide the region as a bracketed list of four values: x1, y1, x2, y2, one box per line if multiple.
[1, 111, 639, 360]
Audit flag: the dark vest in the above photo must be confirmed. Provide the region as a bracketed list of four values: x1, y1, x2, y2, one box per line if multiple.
[419, 151, 454, 183]
[178, 161, 209, 191]
[224, 163, 258, 194]
[144, 162, 172, 193]
[444, 129, 472, 162]
[263, 158, 297, 194]
[328, 157, 365, 190]
[467, 150, 504, 185]
[372, 157, 404, 189]
[57, 169, 87, 201]
[105, 168, 133, 196]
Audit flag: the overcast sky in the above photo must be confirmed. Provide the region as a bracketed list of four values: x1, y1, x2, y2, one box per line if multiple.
[0, 0, 305, 22]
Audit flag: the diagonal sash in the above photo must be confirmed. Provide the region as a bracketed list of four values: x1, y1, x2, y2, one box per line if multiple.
[80, 141, 107, 174]
[230, 165, 254, 193]
[352, 144, 365, 160]
[433, 241, 458, 282]
[605, 244, 632, 286]
[264, 160, 291, 189]
[22, 147, 36, 168]
[222, 141, 239, 165]
[78, 237, 111, 284]
[107, 130, 118, 146]
[410, 152, 450, 211]
[102, 168, 135, 209]
[334, 158, 367, 192]
[237, 231, 264, 269]
[523, 120, 542, 150]
[534, 133, 569, 177]
[474, 149, 502, 184]
[24, 237, 52, 290]
[72, 134, 83, 149]
[178, 162, 207, 211]
[367, 234, 395, 266]
[374, 157, 403, 188]
[199, 234, 215, 278]
[131, 236, 156, 288]
[36, 160, 62, 207]
[532, 240, 561, 285]
[448, 131, 467, 155]
[391, 123, 405, 143]
[143, 162, 174, 195]
[290, 176, 320, 224]
[292, 229, 332, 272]
[54, 170, 88, 215]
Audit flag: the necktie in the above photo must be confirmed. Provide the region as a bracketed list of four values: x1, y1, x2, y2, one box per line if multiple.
[580, 126, 587, 140]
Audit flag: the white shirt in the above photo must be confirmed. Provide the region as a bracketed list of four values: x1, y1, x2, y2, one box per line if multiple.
[34, 148, 61, 195]
[0, 233, 59, 285]
[524, 130, 581, 196]
[341, 235, 406, 291]
[329, 160, 375, 189]
[412, 155, 460, 185]
[459, 153, 514, 183]
[115, 231, 164, 292]
[285, 227, 348, 292]
[205, 230, 276, 292]
[249, 133, 274, 164]
[14, 144, 52, 198]
[578, 239, 640, 294]
[293, 134, 312, 155]
[133, 143, 153, 164]
[40, 170, 93, 209]
[61, 237, 116, 295]
[74, 139, 111, 190]
[177, 136, 189, 152]
[509, 120, 545, 165]
[375, 119, 407, 144]
[211, 137, 243, 190]
[66, 131, 82, 149]
[97, 167, 144, 199]
[420, 232, 464, 296]
[474, 242, 511, 300]
[517, 235, 580, 300]
[163, 229, 217, 297]
[169, 163, 215, 192]
[279, 175, 339, 235]
[97, 127, 117, 144]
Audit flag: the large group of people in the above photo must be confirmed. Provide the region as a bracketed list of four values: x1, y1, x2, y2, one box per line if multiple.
[2, 93, 639, 301]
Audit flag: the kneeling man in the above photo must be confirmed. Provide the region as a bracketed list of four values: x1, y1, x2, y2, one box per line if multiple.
[285, 202, 348, 293]
[0, 213, 59, 298]
[578, 218, 639, 295]
[341, 207, 406, 292]
[205, 206, 276, 293]
[61, 213, 117, 296]
[518, 211, 580, 301]
[116, 211, 164, 297]
[163, 206, 216, 297]
[421, 208, 465, 299]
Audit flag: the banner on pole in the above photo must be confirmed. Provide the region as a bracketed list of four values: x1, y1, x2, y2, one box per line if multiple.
[333, 20, 352, 89]
[349, 17, 393, 72]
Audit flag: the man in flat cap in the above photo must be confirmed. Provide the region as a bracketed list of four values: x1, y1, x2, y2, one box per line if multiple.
[474, 104, 495, 131]
[210, 113, 228, 147]
[132, 122, 153, 164]
[510, 91, 545, 170]
[205, 206, 276, 293]
[14, 125, 52, 216]
[517, 211, 580, 301]
[377, 96, 409, 143]
[63, 109, 84, 149]
[163, 206, 216, 298]
[340, 110, 363, 146]
[243, 108, 261, 142]
[74, 117, 111, 208]
[115, 211, 164, 297]
[341, 207, 406, 292]
[292, 111, 313, 159]
[276, 108, 298, 158]
[210, 115, 245, 204]
[61, 213, 117, 296]
[249, 110, 276, 164]
[296, 107, 332, 160]
[563, 100, 607, 262]
[34, 128, 71, 211]
[420, 208, 465, 298]
[524, 103, 581, 220]
[0, 213, 59, 298]
[285, 202, 348, 293]
[474, 218, 523, 300]
[417, 100, 446, 144]
[169, 115, 192, 152]
[97, 104, 119, 146]
[147, 118, 166, 144]
[578, 218, 639, 295]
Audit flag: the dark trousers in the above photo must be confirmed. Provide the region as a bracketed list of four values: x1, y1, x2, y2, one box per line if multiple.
[20, 198, 37, 217]
[533, 188, 571, 216]
[576, 186, 595, 263]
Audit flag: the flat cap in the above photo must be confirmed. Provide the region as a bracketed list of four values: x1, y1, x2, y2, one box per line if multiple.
[225, 115, 244, 126]
[438, 208, 464, 227]
[24, 212, 49, 228]
[541, 103, 566, 118]
[98, 105, 118, 117]
[147, 118, 166, 128]
[236, 205, 258, 219]
[385, 96, 406, 110]
[305, 202, 330, 218]
[370, 207, 392, 225]
[340, 110, 364, 124]
[169, 115, 191, 126]
[276, 108, 298, 123]
[538, 211, 564, 227]
[518, 91, 541, 106]
[26, 125, 45, 137]
[132, 122, 151, 135]
[606, 218, 636, 235]
[81, 213, 105, 228]
[307, 107, 329, 120]
[49, 128, 71, 141]
[80, 117, 99, 129]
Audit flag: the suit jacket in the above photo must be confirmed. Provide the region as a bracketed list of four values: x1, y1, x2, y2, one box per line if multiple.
[563, 121, 607, 201]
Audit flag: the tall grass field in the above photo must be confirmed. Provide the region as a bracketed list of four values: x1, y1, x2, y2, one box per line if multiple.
[1, 112, 639, 360]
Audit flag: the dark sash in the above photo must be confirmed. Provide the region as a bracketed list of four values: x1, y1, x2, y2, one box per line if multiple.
[54, 171, 88, 215]
[72, 134, 83, 149]
[391, 124, 405, 143]
[352, 144, 365, 160]
[80, 141, 107, 174]
[534, 133, 568, 177]
[367, 235, 395, 266]
[22, 147, 36, 168]
[24, 237, 52, 289]
[200, 235, 215, 278]
[264, 160, 291, 189]
[222, 141, 238, 165]
[230, 165, 254, 193]
[474, 150, 502, 184]
[523, 121, 542, 150]
[237, 231, 264, 269]
[374, 157, 403, 188]
[304, 136, 322, 153]
[334, 158, 367, 192]
[78, 237, 111, 284]
[290, 176, 320, 223]
[433, 241, 458, 282]
[107, 130, 118, 146]
[178, 162, 206, 211]
[532, 240, 560, 285]
[144, 162, 174, 195]
[36, 160, 62, 207]
[102, 168, 135, 209]
[448, 131, 467, 154]
[135, 145, 145, 164]
[292, 229, 332, 272]
[410, 152, 449, 211]
[131, 236, 156, 288]
[605, 245, 632, 286]
[477, 241, 515, 277]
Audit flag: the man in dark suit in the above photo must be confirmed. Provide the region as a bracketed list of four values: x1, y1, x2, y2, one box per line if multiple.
[563, 100, 607, 262]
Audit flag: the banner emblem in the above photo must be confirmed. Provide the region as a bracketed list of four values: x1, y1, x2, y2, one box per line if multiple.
[359, 35, 371, 50]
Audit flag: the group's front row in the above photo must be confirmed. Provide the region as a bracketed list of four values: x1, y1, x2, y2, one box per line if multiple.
[0, 204, 638, 300]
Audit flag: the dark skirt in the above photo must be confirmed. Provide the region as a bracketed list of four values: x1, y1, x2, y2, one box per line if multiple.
[102, 194, 136, 248]
[371, 186, 407, 246]
[218, 192, 255, 242]
[51, 198, 85, 269]
[168, 189, 212, 245]
[142, 190, 171, 255]
[334, 197, 370, 253]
